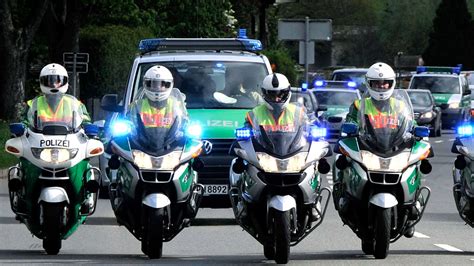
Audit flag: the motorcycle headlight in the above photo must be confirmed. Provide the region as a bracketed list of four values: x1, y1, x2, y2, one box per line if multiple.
[31, 148, 78, 164]
[256, 152, 308, 173]
[420, 111, 433, 119]
[360, 150, 409, 172]
[132, 150, 181, 170]
[449, 102, 460, 109]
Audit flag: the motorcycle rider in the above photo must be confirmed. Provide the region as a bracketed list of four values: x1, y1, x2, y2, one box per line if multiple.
[127, 65, 188, 147]
[244, 73, 321, 221]
[22, 63, 91, 127]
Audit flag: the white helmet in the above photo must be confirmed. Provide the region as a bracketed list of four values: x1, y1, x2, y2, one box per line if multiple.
[261, 73, 291, 111]
[143, 65, 174, 102]
[366, 62, 396, 101]
[39, 63, 69, 95]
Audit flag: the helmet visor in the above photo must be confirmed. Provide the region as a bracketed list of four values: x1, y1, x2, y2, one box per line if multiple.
[40, 75, 68, 88]
[368, 79, 394, 92]
[144, 79, 173, 92]
[263, 87, 290, 103]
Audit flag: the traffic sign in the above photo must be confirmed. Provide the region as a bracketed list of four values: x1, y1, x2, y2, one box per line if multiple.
[64, 62, 88, 73]
[278, 19, 332, 41]
[63, 52, 89, 63]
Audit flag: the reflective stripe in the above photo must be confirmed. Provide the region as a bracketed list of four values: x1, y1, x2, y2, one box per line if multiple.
[139, 98, 175, 128]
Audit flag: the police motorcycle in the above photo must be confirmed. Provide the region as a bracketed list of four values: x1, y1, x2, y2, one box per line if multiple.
[332, 90, 432, 259]
[229, 121, 332, 264]
[106, 112, 211, 259]
[451, 123, 474, 227]
[5, 111, 103, 255]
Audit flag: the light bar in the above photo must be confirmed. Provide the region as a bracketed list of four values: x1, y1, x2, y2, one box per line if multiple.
[301, 83, 308, 91]
[457, 123, 474, 137]
[310, 125, 327, 139]
[235, 127, 252, 140]
[138, 38, 263, 54]
[416, 66, 461, 75]
[313, 80, 326, 88]
[347, 81, 357, 88]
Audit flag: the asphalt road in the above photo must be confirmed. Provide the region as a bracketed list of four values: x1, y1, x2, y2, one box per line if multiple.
[0, 130, 473, 265]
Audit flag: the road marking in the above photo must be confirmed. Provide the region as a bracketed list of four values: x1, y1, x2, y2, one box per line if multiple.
[434, 244, 463, 252]
[414, 232, 430, 238]
[434, 140, 443, 143]
[449, 139, 455, 141]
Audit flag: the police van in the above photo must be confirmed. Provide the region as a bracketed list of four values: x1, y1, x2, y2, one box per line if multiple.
[408, 66, 470, 129]
[100, 36, 272, 208]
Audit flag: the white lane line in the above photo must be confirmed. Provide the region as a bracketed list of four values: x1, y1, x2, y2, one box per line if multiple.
[414, 232, 430, 238]
[449, 139, 455, 141]
[434, 244, 463, 252]
[434, 140, 443, 143]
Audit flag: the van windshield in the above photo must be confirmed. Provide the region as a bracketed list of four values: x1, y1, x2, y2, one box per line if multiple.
[133, 62, 268, 109]
[410, 76, 460, 94]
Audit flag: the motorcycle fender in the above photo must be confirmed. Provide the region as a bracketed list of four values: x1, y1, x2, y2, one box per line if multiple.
[269, 195, 296, 212]
[142, 193, 171, 209]
[38, 187, 70, 204]
[369, 193, 398, 208]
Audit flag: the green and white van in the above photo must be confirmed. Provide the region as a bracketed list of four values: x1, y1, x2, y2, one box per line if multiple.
[408, 66, 470, 129]
[100, 37, 272, 208]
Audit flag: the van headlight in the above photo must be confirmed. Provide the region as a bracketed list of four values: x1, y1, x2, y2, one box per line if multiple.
[256, 152, 308, 173]
[132, 150, 181, 170]
[420, 111, 433, 119]
[449, 102, 460, 108]
[31, 148, 78, 163]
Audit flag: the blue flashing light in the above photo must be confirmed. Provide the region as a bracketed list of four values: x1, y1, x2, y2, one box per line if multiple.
[9, 123, 25, 137]
[347, 81, 357, 88]
[186, 123, 202, 139]
[457, 124, 473, 137]
[416, 65, 461, 75]
[235, 127, 252, 140]
[452, 66, 461, 75]
[238, 38, 262, 51]
[301, 83, 308, 91]
[313, 80, 326, 88]
[138, 38, 164, 53]
[416, 66, 426, 74]
[310, 125, 327, 139]
[84, 124, 99, 137]
[215, 63, 224, 68]
[238, 28, 248, 39]
[111, 120, 132, 137]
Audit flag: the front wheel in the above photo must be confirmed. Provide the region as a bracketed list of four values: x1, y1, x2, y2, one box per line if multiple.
[373, 207, 391, 259]
[273, 210, 291, 264]
[42, 203, 64, 255]
[141, 207, 164, 259]
[263, 242, 275, 260]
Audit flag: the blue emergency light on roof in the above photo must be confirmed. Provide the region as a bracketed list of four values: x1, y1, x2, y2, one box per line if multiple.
[416, 66, 462, 75]
[238, 29, 248, 39]
[235, 127, 252, 140]
[301, 83, 308, 91]
[138, 38, 263, 54]
[313, 80, 326, 88]
[457, 123, 474, 137]
[310, 125, 327, 140]
[347, 81, 357, 88]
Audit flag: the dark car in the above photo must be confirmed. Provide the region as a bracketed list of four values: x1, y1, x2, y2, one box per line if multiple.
[406, 89, 442, 137]
[290, 87, 319, 123]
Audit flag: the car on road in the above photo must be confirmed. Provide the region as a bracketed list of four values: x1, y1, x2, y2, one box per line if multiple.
[330, 68, 369, 93]
[311, 81, 361, 138]
[408, 66, 470, 129]
[99, 37, 272, 208]
[290, 86, 319, 123]
[406, 89, 442, 137]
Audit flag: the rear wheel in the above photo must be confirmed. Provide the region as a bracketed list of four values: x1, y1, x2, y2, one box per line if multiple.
[42, 203, 64, 255]
[373, 207, 391, 259]
[273, 210, 291, 264]
[141, 207, 164, 259]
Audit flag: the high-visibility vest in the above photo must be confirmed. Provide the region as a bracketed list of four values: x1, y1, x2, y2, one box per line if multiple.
[246, 103, 303, 132]
[357, 98, 402, 129]
[27, 95, 77, 124]
[137, 98, 175, 128]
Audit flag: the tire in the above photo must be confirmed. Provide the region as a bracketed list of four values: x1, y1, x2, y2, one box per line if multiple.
[42, 203, 63, 255]
[273, 210, 291, 264]
[141, 207, 164, 259]
[263, 242, 275, 260]
[361, 239, 374, 255]
[373, 207, 391, 259]
[436, 118, 442, 137]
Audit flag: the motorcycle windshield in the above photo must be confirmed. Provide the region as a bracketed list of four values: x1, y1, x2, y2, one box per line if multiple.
[253, 121, 308, 157]
[27, 103, 83, 133]
[358, 90, 414, 156]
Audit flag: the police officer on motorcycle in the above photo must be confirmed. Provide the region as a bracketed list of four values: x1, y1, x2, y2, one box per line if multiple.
[244, 73, 320, 221]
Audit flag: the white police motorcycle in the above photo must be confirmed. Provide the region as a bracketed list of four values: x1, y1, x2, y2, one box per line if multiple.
[229, 122, 331, 264]
[5, 111, 103, 255]
[451, 123, 474, 227]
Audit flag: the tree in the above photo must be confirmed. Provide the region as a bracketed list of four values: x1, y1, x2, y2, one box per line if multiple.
[0, 0, 50, 120]
[423, 0, 474, 69]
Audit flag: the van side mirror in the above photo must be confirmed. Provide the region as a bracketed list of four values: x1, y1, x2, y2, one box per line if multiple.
[101, 94, 124, 112]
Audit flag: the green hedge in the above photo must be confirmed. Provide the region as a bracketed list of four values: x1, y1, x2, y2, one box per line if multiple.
[0, 121, 17, 168]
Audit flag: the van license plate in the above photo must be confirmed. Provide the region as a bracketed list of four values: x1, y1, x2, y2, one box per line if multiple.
[202, 185, 228, 195]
